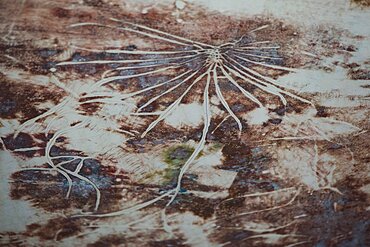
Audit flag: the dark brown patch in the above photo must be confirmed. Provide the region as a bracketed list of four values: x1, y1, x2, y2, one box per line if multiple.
[78, 102, 102, 115]
[10, 159, 130, 213]
[286, 98, 313, 114]
[348, 68, 370, 80]
[0, 78, 64, 121]
[125, 123, 193, 152]
[351, 0, 370, 7]
[169, 195, 219, 219]
[215, 141, 288, 228]
[218, 130, 369, 246]
[211, 187, 370, 246]
[3, 132, 36, 158]
[294, 189, 369, 246]
[316, 106, 330, 117]
[268, 118, 282, 125]
[25, 217, 84, 241]
[149, 238, 190, 247]
[51, 7, 71, 18]
[83, 0, 105, 7]
[273, 105, 295, 116]
[87, 234, 127, 247]
[221, 141, 252, 166]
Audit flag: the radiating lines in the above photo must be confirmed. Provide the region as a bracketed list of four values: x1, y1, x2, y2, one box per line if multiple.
[16, 18, 312, 217]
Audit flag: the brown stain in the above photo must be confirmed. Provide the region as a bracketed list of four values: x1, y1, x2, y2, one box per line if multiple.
[25, 217, 84, 241]
[339, 127, 370, 166]
[78, 102, 102, 116]
[149, 238, 190, 247]
[348, 68, 370, 80]
[4, 132, 53, 158]
[10, 168, 91, 212]
[90, 234, 190, 247]
[315, 106, 330, 117]
[0, 78, 65, 121]
[211, 187, 370, 246]
[208, 128, 370, 246]
[121, 6, 301, 61]
[83, 0, 106, 7]
[282, 98, 312, 115]
[10, 158, 130, 213]
[219, 141, 283, 198]
[51, 7, 71, 18]
[125, 123, 191, 151]
[3, 132, 37, 157]
[351, 0, 370, 7]
[208, 119, 247, 142]
[87, 234, 127, 247]
[293, 189, 369, 246]
[167, 195, 220, 219]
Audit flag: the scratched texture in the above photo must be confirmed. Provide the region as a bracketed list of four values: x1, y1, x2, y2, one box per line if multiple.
[0, 0, 369, 246]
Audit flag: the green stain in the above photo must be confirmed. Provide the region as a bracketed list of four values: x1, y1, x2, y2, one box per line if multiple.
[163, 145, 195, 168]
[208, 142, 223, 152]
[143, 144, 216, 185]
[162, 145, 195, 184]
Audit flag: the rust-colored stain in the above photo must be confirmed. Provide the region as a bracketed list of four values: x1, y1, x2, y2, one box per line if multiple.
[352, 0, 370, 7]
[0, 0, 369, 246]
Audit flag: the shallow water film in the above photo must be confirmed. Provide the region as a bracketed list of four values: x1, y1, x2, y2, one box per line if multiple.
[0, 0, 369, 246]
